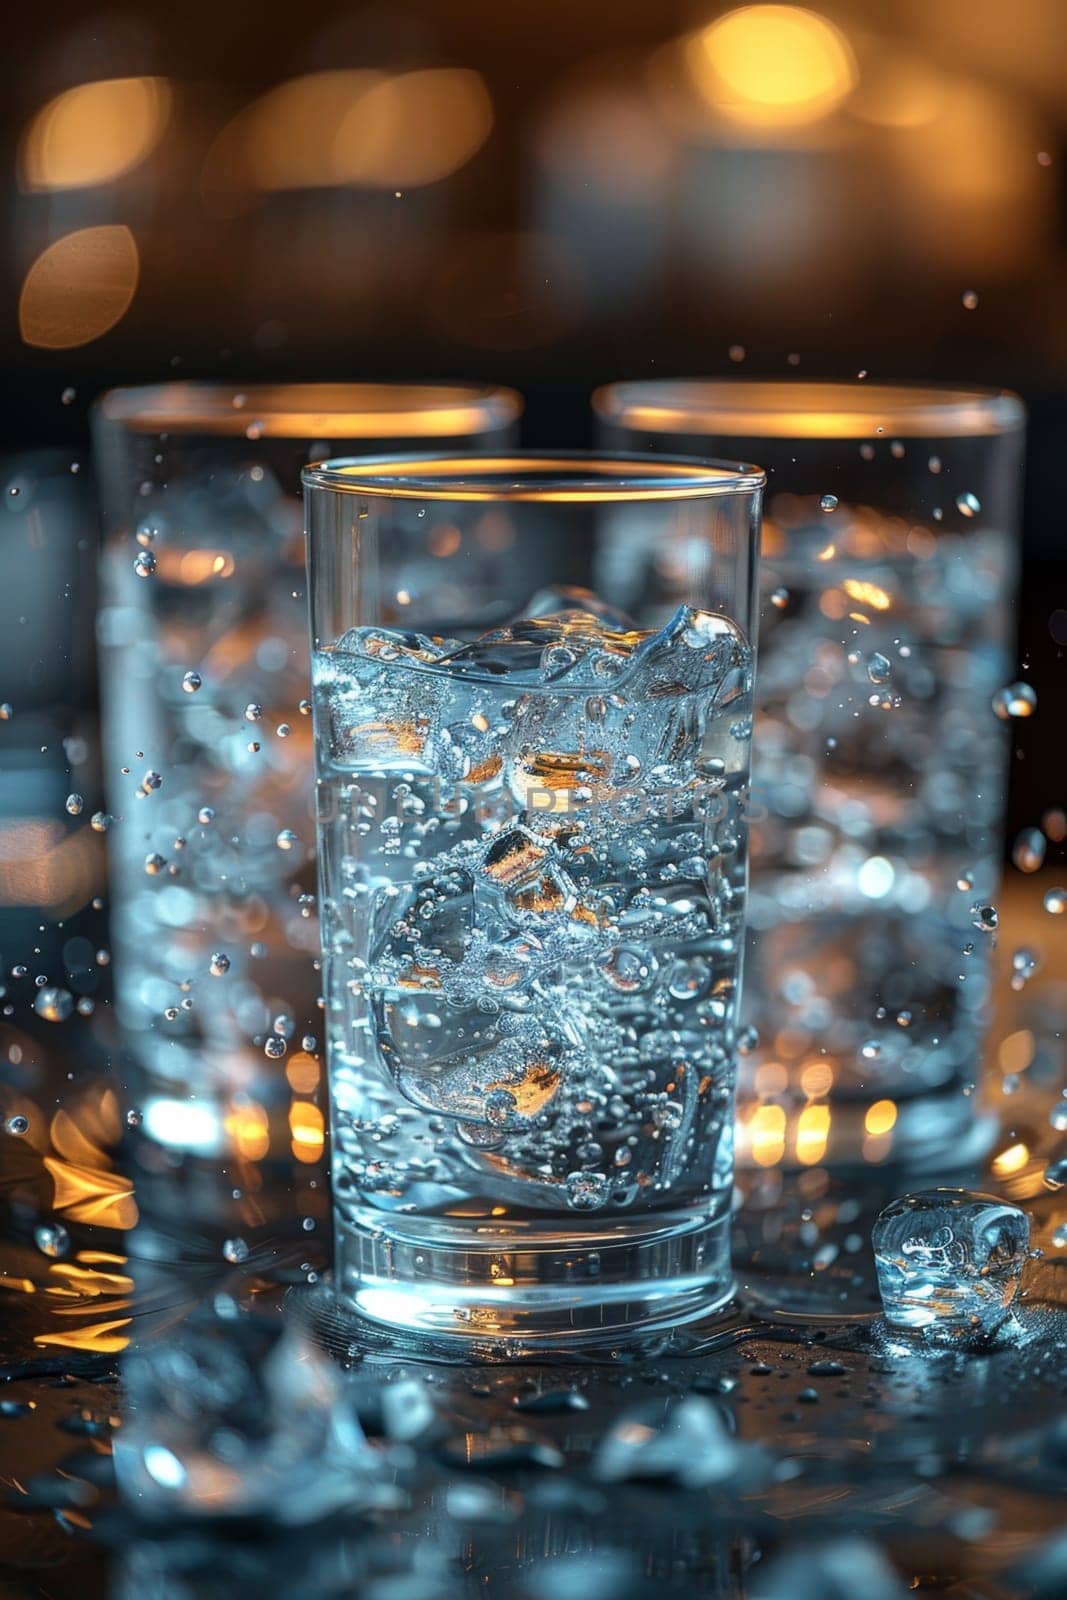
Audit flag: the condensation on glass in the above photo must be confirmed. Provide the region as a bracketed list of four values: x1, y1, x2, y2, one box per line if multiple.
[595, 381, 1026, 1172]
[92, 383, 521, 1160]
[305, 452, 763, 1345]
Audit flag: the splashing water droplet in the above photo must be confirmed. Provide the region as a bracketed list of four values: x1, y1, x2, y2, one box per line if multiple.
[962, 289, 979, 310]
[133, 550, 157, 579]
[197, 805, 215, 826]
[956, 492, 981, 517]
[244, 702, 262, 722]
[866, 651, 892, 685]
[770, 587, 789, 610]
[276, 829, 298, 851]
[223, 1237, 249, 1263]
[992, 682, 1036, 720]
[1044, 886, 1067, 915]
[65, 793, 83, 815]
[819, 494, 839, 513]
[5, 1115, 29, 1136]
[182, 670, 202, 694]
[970, 901, 998, 933]
[209, 951, 231, 976]
[264, 1035, 287, 1059]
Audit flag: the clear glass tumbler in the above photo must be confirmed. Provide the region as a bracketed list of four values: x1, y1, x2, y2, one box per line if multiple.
[93, 384, 520, 1155]
[595, 382, 1026, 1171]
[305, 452, 763, 1344]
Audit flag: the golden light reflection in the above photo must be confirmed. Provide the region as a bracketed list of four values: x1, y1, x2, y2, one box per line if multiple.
[289, 1100, 325, 1164]
[864, 1098, 898, 1137]
[153, 547, 236, 585]
[19, 226, 139, 350]
[993, 1141, 1030, 1178]
[20, 77, 171, 191]
[44, 1158, 138, 1229]
[34, 1316, 131, 1353]
[842, 578, 891, 611]
[795, 1102, 830, 1165]
[999, 1029, 1035, 1076]
[749, 1102, 787, 1166]
[285, 1052, 320, 1094]
[688, 5, 858, 129]
[204, 67, 492, 197]
[226, 1098, 270, 1162]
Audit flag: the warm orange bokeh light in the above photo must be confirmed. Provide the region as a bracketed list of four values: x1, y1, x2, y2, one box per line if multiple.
[289, 1100, 325, 1164]
[688, 5, 858, 130]
[748, 1102, 788, 1166]
[19, 226, 139, 349]
[20, 77, 171, 191]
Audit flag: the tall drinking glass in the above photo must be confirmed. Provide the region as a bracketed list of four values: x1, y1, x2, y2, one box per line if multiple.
[93, 384, 521, 1156]
[595, 382, 1026, 1171]
[305, 452, 763, 1343]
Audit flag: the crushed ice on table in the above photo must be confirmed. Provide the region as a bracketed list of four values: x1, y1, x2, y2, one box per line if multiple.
[593, 1395, 756, 1488]
[872, 1189, 1029, 1347]
[751, 1536, 910, 1600]
[113, 1312, 391, 1524]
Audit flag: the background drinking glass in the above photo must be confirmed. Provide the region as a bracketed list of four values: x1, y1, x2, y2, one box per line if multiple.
[305, 452, 763, 1344]
[92, 383, 521, 1158]
[595, 382, 1026, 1172]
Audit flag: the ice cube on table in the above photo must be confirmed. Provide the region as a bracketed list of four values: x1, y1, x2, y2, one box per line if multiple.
[872, 1188, 1029, 1346]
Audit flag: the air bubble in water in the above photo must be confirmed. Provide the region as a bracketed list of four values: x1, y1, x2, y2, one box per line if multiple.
[209, 951, 230, 976]
[276, 829, 298, 851]
[144, 852, 167, 875]
[5, 1115, 29, 1136]
[867, 652, 892, 685]
[65, 793, 83, 815]
[956, 492, 981, 517]
[277, 723, 291, 738]
[182, 670, 202, 693]
[819, 494, 839, 512]
[244, 703, 262, 722]
[1010, 948, 1039, 991]
[35, 1222, 69, 1257]
[992, 682, 1036, 719]
[90, 810, 113, 833]
[197, 806, 215, 826]
[223, 1237, 249, 1263]
[301, 1034, 317, 1052]
[133, 550, 157, 579]
[264, 1036, 286, 1059]
[970, 902, 998, 932]
[34, 986, 74, 1022]
[565, 1171, 610, 1210]
[1043, 886, 1066, 915]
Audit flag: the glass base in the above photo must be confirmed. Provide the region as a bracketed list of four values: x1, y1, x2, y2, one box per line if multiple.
[333, 1205, 734, 1349]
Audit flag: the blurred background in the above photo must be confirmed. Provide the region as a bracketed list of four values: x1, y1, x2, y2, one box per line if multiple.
[0, 0, 1064, 1059]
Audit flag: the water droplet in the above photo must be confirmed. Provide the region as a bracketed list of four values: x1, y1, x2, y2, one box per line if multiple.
[223, 1237, 249, 1263]
[928, 454, 942, 474]
[298, 699, 311, 716]
[867, 651, 892, 685]
[61, 386, 76, 405]
[141, 769, 163, 792]
[819, 494, 839, 513]
[1012, 827, 1046, 873]
[992, 682, 1036, 720]
[962, 289, 979, 310]
[956, 492, 981, 518]
[133, 550, 157, 579]
[970, 901, 998, 933]
[181, 670, 202, 694]
[860, 1040, 882, 1059]
[956, 870, 974, 892]
[276, 829, 299, 851]
[1010, 947, 1039, 991]
[144, 852, 167, 875]
[277, 722, 291, 738]
[1044, 886, 1067, 915]
[126, 1107, 142, 1127]
[34, 986, 73, 1022]
[301, 1034, 317, 1053]
[65, 793, 83, 816]
[1053, 1223, 1067, 1248]
[35, 1221, 71, 1258]
[1045, 1157, 1067, 1191]
[5, 1115, 29, 1136]
[770, 586, 790, 610]
[197, 805, 215, 826]
[264, 1035, 286, 1059]
[244, 702, 262, 722]
[209, 951, 230, 976]
[0, 703, 12, 720]
[728, 343, 746, 363]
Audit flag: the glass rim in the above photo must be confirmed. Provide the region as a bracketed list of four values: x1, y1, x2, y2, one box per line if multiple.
[94, 381, 523, 439]
[592, 380, 1026, 439]
[302, 450, 765, 502]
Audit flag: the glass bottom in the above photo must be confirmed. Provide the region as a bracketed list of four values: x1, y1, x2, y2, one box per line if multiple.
[334, 1205, 734, 1348]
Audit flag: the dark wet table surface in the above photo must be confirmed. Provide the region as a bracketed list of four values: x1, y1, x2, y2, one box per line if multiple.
[2, 889, 1066, 1600]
